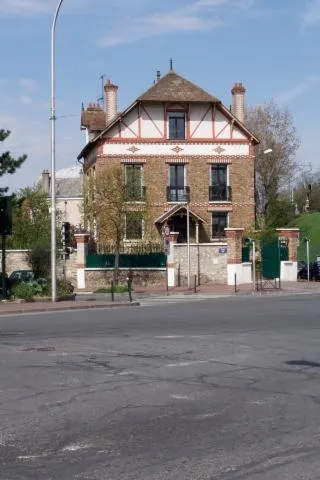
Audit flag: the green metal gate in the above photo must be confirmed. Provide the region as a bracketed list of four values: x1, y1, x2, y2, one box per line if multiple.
[261, 239, 288, 279]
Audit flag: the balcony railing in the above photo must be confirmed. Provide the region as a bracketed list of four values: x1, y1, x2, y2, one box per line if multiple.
[209, 185, 232, 202]
[167, 186, 190, 202]
[125, 185, 146, 201]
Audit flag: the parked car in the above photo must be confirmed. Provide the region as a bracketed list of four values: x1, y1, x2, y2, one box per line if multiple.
[0, 273, 11, 298]
[298, 262, 320, 281]
[9, 270, 34, 284]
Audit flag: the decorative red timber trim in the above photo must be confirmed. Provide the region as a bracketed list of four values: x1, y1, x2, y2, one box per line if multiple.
[103, 138, 250, 145]
[164, 159, 189, 164]
[120, 159, 147, 164]
[190, 105, 212, 138]
[138, 102, 142, 138]
[230, 119, 235, 139]
[164, 103, 167, 139]
[216, 119, 231, 139]
[207, 204, 233, 212]
[141, 105, 164, 138]
[96, 154, 249, 161]
[212, 104, 215, 139]
[118, 121, 121, 138]
[121, 119, 139, 138]
[206, 158, 232, 164]
[186, 104, 190, 141]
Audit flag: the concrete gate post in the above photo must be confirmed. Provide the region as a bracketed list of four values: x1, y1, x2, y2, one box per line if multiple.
[276, 228, 299, 281]
[167, 232, 179, 287]
[225, 228, 244, 285]
[74, 233, 90, 290]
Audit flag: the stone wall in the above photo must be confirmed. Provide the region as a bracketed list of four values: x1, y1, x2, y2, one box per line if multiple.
[85, 268, 166, 291]
[172, 243, 227, 285]
[0, 250, 77, 285]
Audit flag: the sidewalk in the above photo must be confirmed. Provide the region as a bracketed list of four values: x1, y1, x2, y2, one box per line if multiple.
[133, 280, 320, 297]
[0, 298, 138, 316]
[0, 280, 318, 316]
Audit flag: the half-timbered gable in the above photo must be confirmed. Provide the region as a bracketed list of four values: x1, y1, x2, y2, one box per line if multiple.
[79, 68, 259, 244]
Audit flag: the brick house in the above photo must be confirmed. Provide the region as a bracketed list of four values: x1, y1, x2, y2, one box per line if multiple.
[78, 68, 259, 245]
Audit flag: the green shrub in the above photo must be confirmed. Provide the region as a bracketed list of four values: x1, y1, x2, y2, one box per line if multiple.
[27, 245, 51, 279]
[42, 279, 74, 297]
[12, 282, 36, 302]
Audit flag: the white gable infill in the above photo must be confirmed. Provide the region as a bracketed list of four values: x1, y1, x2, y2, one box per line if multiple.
[78, 100, 259, 160]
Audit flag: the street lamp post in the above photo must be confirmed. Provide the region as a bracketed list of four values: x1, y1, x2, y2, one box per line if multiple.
[50, 0, 64, 302]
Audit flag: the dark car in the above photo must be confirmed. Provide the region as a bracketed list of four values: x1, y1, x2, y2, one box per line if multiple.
[0, 273, 11, 298]
[9, 270, 35, 284]
[298, 262, 320, 281]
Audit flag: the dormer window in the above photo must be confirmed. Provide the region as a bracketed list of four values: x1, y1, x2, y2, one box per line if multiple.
[168, 112, 185, 140]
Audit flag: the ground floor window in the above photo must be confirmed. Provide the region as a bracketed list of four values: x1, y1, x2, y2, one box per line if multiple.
[212, 212, 228, 239]
[125, 213, 143, 240]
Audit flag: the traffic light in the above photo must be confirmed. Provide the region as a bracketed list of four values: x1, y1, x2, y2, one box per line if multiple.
[61, 222, 71, 247]
[0, 196, 12, 236]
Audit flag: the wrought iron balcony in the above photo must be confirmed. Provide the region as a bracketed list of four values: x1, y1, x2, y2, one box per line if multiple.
[125, 185, 146, 201]
[209, 185, 232, 202]
[167, 186, 190, 202]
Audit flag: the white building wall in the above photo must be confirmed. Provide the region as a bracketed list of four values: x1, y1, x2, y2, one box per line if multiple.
[57, 198, 82, 227]
[233, 126, 247, 139]
[103, 142, 250, 156]
[189, 104, 212, 138]
[141, 104, 164, 138]
[120, 107, 139, 138]
[215, 110, 231, 138]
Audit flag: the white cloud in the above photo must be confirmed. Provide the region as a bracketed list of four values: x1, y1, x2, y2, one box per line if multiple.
[276, 76, 320, 103]
[99, 0, 255, 47]
[19, 78, 39, 93]
[0, 0, 54, 16]
[302, 0, 320, 27]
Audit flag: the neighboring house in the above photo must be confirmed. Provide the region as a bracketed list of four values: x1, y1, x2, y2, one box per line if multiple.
[39, 165, 83, 227]
[78, 68, 259, 244]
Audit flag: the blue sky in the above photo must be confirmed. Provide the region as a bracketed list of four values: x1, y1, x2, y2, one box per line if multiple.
[1, 0, 320, 192]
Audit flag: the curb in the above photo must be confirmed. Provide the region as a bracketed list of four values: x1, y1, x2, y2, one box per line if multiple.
[0, 301, 140, 316]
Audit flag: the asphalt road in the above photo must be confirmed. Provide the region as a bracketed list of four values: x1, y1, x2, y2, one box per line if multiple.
[1, 295, 320, 479]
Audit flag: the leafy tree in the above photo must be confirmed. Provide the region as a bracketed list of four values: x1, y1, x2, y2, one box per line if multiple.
[0, 129, 26, 194]
[245, 100, 300, 222]
[83, 165, 149, 284]
[7, 187, 60, 249]
[264, 197, 296, 228]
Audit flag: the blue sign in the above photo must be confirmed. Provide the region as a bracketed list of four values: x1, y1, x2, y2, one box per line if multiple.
[219, 247, 227, 254]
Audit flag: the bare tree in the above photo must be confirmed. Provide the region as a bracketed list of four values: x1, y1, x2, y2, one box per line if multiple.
[245, 100, 300, 220]
[83, 165, 149, 284]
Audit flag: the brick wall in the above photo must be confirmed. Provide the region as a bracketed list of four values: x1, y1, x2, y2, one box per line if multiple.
[92, 152, 254, 241]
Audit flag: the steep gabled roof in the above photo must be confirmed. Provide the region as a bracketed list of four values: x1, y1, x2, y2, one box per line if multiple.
[138, 69, 219, 103]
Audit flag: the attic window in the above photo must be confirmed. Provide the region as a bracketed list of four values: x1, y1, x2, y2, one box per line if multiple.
[168, 112, 185, 140]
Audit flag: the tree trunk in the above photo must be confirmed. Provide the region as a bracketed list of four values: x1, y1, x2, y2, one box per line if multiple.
[114, 249, 120, 286]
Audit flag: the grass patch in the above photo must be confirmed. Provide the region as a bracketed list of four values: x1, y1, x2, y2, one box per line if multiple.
[95, 285, 129, 294]
[290, 212, 320, 262]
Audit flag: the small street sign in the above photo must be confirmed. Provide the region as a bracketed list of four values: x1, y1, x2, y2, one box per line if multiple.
[164, 237, 170, 255]
[163, 224, 170, 237]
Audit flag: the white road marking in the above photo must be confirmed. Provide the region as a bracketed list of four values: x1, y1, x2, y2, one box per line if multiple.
[154, 335, 185, 339]
[166, 360, 209, 367]
[17, 455, 43, 460]
[194, 413, 217, 420]
[170, 394, 194, 400]
[62, 443, 92, 452]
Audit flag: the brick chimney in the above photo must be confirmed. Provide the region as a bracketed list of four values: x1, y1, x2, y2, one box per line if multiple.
[104, 79, 118, 124]
[231, 82, 246, 123]
[41, 169, 50, 195]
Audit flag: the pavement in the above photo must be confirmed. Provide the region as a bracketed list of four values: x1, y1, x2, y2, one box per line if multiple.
[0, 280, 319, 315]
[1, 295, 320, 479]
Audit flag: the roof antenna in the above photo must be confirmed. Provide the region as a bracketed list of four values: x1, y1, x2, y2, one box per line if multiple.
[97, 74, 105, 107]
[170, 58, 173, 71]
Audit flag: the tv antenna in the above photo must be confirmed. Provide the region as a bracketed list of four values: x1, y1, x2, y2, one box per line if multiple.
[97, 74, 105, 108]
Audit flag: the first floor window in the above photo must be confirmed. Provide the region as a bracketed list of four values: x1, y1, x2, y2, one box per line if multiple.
[125, 164, 143, 201]
[212, 212, 228, 239]
[125, 213, 143, 239]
